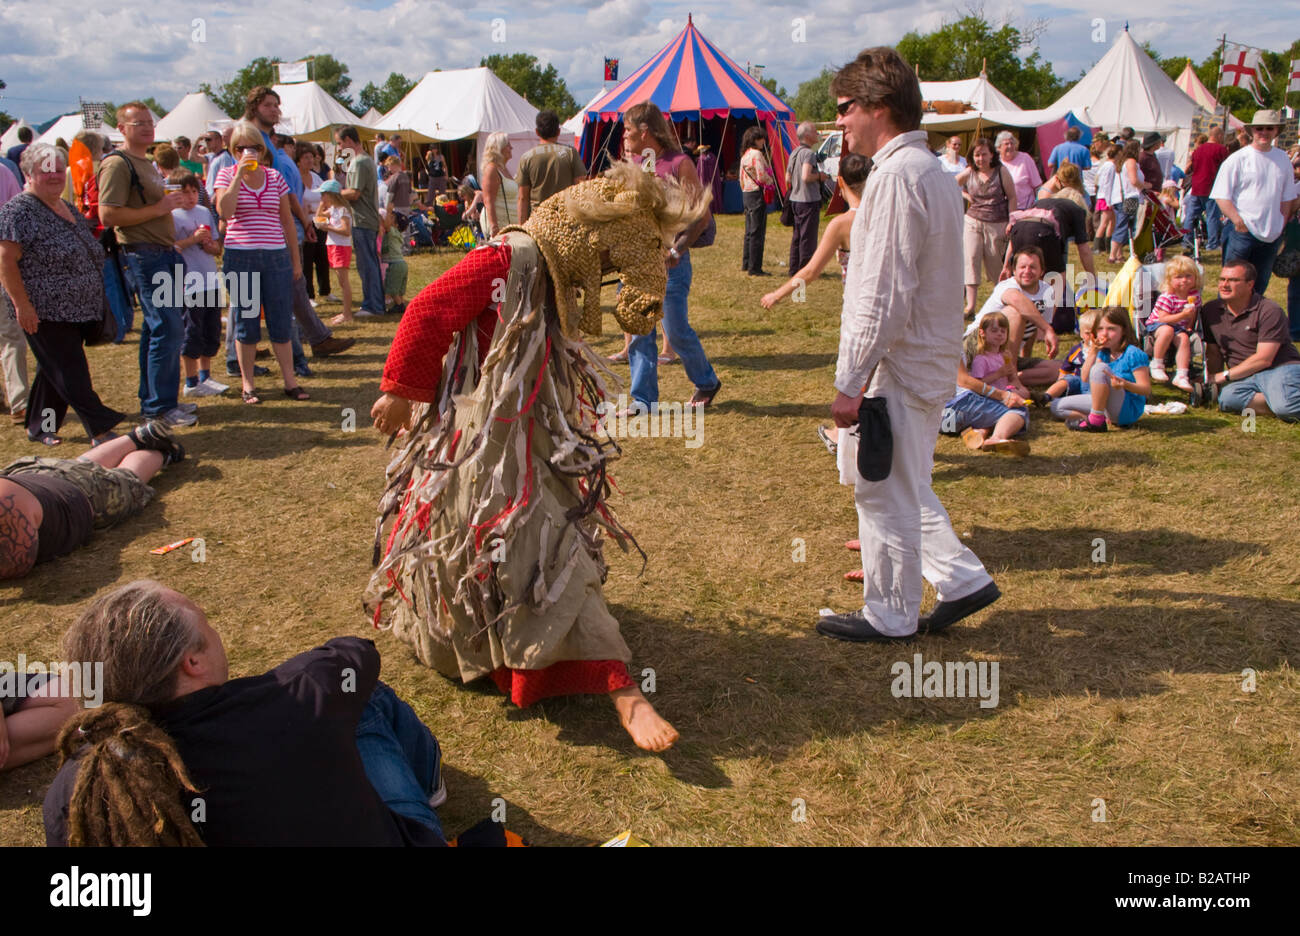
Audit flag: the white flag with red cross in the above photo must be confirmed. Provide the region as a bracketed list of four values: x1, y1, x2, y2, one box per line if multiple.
[1289, 59, 1300, 93]
[1220, 43, 1266, 105]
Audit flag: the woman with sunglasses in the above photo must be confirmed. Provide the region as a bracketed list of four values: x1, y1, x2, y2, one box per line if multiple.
[213, 121, 308, 404]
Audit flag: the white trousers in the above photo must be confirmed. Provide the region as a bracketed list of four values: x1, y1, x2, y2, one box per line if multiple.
[848, 375, 992, 636]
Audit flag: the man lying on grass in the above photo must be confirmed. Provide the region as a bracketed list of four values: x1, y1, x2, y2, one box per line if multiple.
[44, 580, 446, 846]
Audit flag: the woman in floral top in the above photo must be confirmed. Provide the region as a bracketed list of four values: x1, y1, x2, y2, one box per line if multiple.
[739, 126, 775, 276]
[0, 143, 123, 446]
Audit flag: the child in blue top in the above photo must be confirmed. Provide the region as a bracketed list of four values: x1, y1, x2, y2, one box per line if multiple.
[1057, 306, 1152, 431]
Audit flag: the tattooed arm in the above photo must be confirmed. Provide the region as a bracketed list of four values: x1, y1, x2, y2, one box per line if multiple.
[0, 488, 40, 580]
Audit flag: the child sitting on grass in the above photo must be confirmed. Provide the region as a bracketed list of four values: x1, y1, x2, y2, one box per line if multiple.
[1057, 306, 1152, 432]
[316, 181, 355, 325]
[1037, 307, 1100, 416]
[1146, 255, 1200, 391]
[940, 310, 1032, 455]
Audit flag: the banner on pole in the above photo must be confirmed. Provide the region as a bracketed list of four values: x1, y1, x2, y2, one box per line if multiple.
[1289, 59, 1300, 94]
[604, 58, 619, 82]
[1219, 42, 1266, 106]
[277, 61, 309, 84]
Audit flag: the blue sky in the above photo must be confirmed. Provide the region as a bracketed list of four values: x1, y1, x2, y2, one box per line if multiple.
[1, 1, 1295, 123]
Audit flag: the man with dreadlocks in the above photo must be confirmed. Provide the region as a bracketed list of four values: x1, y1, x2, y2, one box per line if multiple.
[365, 161, 706, 752]
[44, 580, 446, 846]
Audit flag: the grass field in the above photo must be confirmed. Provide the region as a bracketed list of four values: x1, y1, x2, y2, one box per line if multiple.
[1, 213, 1297, 846]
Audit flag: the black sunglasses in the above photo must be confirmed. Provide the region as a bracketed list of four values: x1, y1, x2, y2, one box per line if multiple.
[836, 100, 858, 117]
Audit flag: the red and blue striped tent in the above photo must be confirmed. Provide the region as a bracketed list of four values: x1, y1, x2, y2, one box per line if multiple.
[578, 15, 798, 206]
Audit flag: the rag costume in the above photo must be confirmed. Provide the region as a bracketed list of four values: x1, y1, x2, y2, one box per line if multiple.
[364, 166, 701, 706]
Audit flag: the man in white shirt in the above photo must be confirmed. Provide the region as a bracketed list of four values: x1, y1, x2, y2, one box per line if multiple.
[818, 47, 998, 643]
[1212, 109, 1300, 295]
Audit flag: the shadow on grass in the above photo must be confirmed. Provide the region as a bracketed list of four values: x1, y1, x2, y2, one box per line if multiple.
[967, 525, 1263, 574]
[694, 327, 778, 339]
[436, 764, 594, 846]
[711, 353, 835, 372]
[933, 449, 1155, 480]
[707, 400, 829, 420]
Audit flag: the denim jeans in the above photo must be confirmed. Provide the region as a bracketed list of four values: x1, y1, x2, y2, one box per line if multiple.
[1181, 195, 1222, 250]
[628, 253, 719, 407]
[102, 254, 131, 342]
[1224, 228, 1282, 296]
[121, 246, 184, 416]
[354, 226, 385, 314]
[223, 247, 295, 344]
[355, 682, 444, 841]
[1288, 274, 1300, 342]
[1218, 363, 1300, 422]
[741, 189, 767, 273]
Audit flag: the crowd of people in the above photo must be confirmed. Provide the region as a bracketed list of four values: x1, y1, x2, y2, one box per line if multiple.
[2, 52, 1299, 848]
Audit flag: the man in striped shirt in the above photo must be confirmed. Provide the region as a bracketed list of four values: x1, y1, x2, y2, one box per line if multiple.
[818, 48, 999, 644]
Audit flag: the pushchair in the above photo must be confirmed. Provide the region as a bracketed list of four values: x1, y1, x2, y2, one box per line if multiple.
[1102, 254, 1217, 408]
[1130, 190, 1188, 264]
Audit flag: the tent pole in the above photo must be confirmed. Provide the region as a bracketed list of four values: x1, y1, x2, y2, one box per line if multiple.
[1216, 34, 1228, 132]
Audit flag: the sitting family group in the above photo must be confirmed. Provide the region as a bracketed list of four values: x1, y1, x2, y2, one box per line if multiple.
[940, 247, 1299, 456]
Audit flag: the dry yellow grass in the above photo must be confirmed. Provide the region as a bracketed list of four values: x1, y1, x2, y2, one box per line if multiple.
[1, 214, 1297, 846]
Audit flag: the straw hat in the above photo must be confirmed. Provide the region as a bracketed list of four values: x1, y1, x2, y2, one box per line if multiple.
[1246, 109, 1284, 128]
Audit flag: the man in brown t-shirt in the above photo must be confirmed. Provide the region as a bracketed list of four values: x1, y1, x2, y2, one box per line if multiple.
[1203, 259, 1300, 421]
[98, 101, 194, 426]
[515, 110, 585, 224]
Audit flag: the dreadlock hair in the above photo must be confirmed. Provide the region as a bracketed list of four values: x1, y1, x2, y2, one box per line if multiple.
[58, 580, 208, 846]
[57, 704, 204, 846]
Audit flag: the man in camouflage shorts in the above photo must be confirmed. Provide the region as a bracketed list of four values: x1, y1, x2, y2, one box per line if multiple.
[0, 420, 185, 578]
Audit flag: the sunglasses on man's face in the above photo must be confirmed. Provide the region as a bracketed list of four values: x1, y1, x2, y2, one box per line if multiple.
[836, 100, 858, 117]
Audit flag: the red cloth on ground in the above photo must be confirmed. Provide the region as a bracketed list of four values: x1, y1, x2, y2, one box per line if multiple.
[490, 661, 635, 708]
[380, 243, 512, 403]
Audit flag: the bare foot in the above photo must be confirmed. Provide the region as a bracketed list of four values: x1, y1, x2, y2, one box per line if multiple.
[330, 312, 354, 326]
[611, 686, 679, 752]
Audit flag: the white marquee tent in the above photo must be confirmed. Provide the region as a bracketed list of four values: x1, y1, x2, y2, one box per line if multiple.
[562, 89, 608, 137]
[1, 119, 34, 152]
[920, 73, 1021, 112]
[377, 67, 574, 174]
[35, 113, 123, 147]
[1051, 28, 1200, 160]
[361, 107, 385, 128]
[156, 92, 231, 142]
[272, 81, 364, 141]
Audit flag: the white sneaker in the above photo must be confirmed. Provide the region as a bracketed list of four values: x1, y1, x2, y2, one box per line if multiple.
[1171, 374, 1193, 392]
[201, 377, 230, 395]
[182, 382, 218, 398]
[161, 406, 198, 427]
[1150, 365, 1170, 383]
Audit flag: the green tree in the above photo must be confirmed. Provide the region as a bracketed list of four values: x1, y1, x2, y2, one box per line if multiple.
[202, 54, 353, 118]
[790, 68, 836, 122]
[358, 72, 415, 115]
[759, 76, 790, 102]
[480, 53, 577, 118]
[897, 8, 1063, 109]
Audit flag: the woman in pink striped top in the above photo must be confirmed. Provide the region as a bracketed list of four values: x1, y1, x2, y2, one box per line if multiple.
[214, 121, 308, 404]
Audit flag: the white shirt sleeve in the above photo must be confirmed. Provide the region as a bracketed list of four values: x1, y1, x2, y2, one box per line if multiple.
[835, 171, 926, 396]
[1208, 155, 1236, 202]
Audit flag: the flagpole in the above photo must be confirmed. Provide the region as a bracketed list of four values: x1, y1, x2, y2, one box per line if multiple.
[1217, 34, 1227, 132]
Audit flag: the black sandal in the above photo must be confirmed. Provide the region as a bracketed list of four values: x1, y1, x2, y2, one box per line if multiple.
[242, 389, 262, 405]
[283, 386, 310, 401]
[29, 431, 62, 446]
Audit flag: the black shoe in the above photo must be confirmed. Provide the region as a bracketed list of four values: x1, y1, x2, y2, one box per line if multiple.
[919, 581, 1001, 634]
[227, 361, 270, 377]
[815, 610, 914, 642]
[129, 419, 184, 465]
[689, 379, 722, 407]
[748, 270, 772, 277]
[310, 336, 356, 357]
[1067, 417, 1107, 432]
[293, 361, 314, 378]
